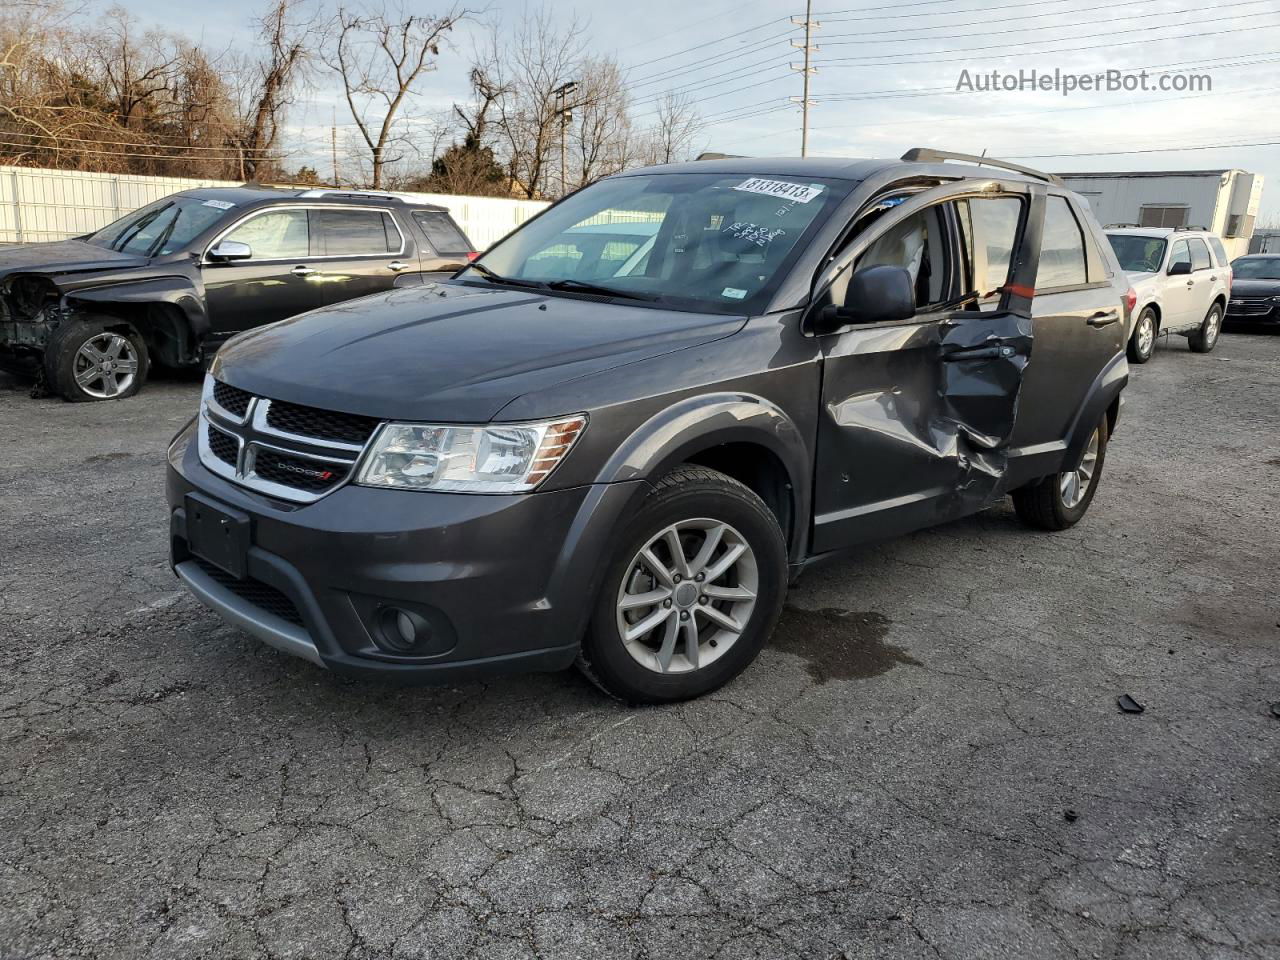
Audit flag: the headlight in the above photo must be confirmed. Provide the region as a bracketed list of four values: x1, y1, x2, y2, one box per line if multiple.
[356, 415, 586, 493]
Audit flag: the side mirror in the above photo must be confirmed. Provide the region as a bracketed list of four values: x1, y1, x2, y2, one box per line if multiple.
[813, 265, 917, 333]
[1168, 260, 1191, 276]
[208, 240, 252, 262]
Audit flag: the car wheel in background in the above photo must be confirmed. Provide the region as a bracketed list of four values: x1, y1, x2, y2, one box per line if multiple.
[1011, 417, 1109, 531]
[1127, 307, 1157, 364]
[1188, 303, 1223, 353]
[577, 465, 788, 703]
[44, 317, 149, 402]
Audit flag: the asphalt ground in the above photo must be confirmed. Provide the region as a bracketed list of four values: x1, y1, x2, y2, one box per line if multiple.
[1, 329, 1277, 959]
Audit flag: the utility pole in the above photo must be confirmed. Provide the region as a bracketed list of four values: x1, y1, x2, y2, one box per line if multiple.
[552, 80, 579, 197]
[331, 107, 339, 187]
[790, 1, 819, 157]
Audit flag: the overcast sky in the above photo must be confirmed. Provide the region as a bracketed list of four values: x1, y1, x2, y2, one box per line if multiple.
[123, 0, 1280, 218]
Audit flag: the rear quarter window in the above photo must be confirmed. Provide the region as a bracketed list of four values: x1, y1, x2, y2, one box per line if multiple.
[413, 211, 472, 254]
[1206, 235, 1228, 267]
[1036, 195, 1089, 288]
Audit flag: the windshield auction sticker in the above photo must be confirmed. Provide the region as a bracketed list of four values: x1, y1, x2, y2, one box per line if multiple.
[202, 200, 236, 210]
[733, 178, 824, 203]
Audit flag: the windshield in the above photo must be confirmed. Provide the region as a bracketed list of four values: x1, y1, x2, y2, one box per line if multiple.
[462, 172, 852, 312]
[86, 196, 235, 257]
[1107, 234, 1167, 273]
[1231, 256, 1280, 279]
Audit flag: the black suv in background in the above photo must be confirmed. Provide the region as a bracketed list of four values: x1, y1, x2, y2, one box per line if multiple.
[167, 149, 1132, 703]
[0, 187, 475, 401]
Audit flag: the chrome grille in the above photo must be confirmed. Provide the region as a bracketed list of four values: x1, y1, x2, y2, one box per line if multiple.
[212, 380, 252, 418]
[266, 399, 379, 446]
[1227, 297, 1274, 316]
[198, 375, 379, 503]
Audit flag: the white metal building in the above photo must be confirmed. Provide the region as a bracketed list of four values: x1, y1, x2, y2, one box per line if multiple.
[1058, 169, 1265, 259]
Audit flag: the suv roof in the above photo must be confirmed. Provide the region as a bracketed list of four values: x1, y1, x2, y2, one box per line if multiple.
[631, 148, 1064, 188]
[174, 185, 449, 213]
[1104, 226, 1214, 236]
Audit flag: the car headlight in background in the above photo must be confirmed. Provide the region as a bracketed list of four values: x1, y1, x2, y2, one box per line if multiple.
[356, 415, 586, 493]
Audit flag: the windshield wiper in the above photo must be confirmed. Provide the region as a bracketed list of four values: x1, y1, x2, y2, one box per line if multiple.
[465, 261, 546, 289]
[545, 279, 657, 301]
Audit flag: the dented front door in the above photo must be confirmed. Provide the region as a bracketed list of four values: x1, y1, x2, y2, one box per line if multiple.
[810, 181, 1045, 553]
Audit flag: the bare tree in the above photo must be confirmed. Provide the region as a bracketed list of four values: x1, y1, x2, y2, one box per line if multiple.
[235, 0, 316, 181]
[570, 57, 632, 190]
[474, 9, 587, 199]
[327, 3, 467, 189]
[641, 91, 705, 166]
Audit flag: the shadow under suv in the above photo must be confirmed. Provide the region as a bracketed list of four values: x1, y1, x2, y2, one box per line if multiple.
[166, 149, 1132, 703]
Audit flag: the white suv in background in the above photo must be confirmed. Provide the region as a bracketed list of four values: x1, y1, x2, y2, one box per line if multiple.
[1104, 227, 1232, 363]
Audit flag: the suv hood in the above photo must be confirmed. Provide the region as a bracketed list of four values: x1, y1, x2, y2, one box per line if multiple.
[0, 239, 147, 280]
[213, 283, 747, 422]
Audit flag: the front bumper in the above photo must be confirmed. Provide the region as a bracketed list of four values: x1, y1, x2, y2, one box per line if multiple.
[167, 420, 645, 681]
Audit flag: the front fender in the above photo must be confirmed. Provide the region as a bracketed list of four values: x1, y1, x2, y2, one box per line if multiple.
[592, 392, 812, 559]
[64, 276, 208, 343]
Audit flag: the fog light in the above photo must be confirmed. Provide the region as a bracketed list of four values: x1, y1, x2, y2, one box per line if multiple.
[376, 606, 433, 653]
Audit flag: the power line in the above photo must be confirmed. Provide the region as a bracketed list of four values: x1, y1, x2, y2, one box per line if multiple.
[815, 13, 1280, 66]
[1009, 136, 1280, 160]
[0, 140, 285, 162]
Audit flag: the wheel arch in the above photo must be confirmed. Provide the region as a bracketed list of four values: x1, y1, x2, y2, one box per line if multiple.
[592, 393, 811, 561]
[63, 277, 208, 365]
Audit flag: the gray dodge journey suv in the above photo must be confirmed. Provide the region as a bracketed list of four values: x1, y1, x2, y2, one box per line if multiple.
[166, 149, 1133, 703]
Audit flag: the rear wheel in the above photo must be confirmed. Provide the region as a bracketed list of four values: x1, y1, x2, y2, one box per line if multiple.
[1127, 307, 1157, 363]
[577, 466, 787, 703]
[1012, 418, 1108, 531]
[1188, 303, 1223, 353]
[45, 317, 148, 402]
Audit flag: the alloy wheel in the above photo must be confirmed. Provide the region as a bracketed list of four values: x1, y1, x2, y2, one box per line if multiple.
[615, 518, 759, 674]
[1205, 307, 1222, 346]
[1136, 314, 1155, 358]
[1059, 426, 1101, 509]
[72, 333, 139, 399]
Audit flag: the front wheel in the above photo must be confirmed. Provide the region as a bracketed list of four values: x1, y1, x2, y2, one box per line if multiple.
[1127, 307, 1157, 363]
[577, 465, 788, 703]
[45, 318, 149, 402]
[1011, 418, 1109, 531]
[1188, 303, 1223, 353]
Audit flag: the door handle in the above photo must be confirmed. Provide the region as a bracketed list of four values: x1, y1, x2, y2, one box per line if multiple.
[387, 260, 409, 272]
[291, 265, 317, 277]
[1087, 310, 1120, 327]
[942, 345, 1016, 361]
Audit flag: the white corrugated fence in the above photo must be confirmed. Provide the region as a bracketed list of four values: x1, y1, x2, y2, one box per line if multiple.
[0, 166, 549, 250]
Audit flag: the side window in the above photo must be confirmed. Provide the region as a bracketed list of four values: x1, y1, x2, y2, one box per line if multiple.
[851, 205, 950, 310]
[957, 197, 1022, 305]
[412, 211, 471, 254]
[1168, 240, 1191, 272]
[1036, 196, 1088, 288]
[314, 209, 400, 256]
[219, 210, 310, 261]
[1188, 238, 1212, 271]
[1206, 235, 1228, 266]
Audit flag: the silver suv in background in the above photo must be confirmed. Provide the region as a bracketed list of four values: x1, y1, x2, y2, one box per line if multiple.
[1104, 227, 1231, 363]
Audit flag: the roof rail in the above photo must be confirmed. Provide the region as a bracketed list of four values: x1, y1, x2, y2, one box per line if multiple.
[1172, 224, 1209, 232]
[1104, 222, 1143, 229]
[900, 148, 1065, 187]
[294, 188, 443, 207]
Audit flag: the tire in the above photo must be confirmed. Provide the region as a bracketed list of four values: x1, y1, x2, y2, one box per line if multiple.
[1011, 417, 1109, 531]
[1188, 302, 1223, 353]
[1127, 307, 1157, 364]
[44, 317, 149, 402]
[577, 465, 788, 704]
